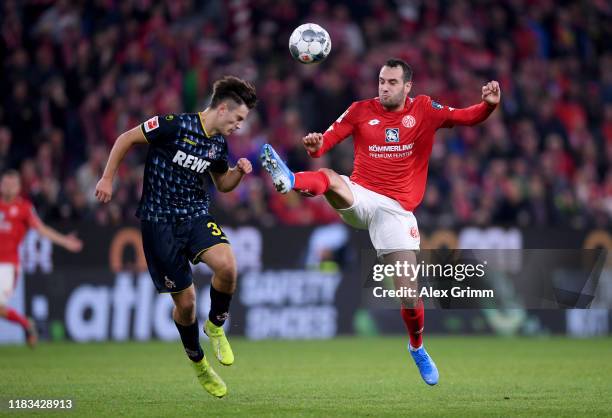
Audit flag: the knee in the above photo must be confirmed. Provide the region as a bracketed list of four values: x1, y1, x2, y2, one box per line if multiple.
[318, 168, 341, 189]
[175, 295, 196, 320]
[213, 257, 237, 289]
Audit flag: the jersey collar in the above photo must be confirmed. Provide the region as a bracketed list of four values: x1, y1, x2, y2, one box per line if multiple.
[198, 112, 211, 138]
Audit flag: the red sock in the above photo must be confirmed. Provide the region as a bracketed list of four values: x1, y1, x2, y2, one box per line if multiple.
[400, 299, 424, 349]
[5, 308, 30, 329]
[293, 171, 330, 196]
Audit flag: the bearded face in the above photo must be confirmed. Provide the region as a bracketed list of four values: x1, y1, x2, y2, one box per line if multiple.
[378, 66, 412, 110]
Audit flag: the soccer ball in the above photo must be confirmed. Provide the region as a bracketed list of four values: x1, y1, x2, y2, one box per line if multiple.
[289, 23, 331, 64]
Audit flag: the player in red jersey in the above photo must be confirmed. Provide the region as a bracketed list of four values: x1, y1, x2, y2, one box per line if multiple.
[260, 58, 500, 385]
[0, 170, 83, 346]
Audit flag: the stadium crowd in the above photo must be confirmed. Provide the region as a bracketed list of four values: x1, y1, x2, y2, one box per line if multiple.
[0, 0, 610, 228]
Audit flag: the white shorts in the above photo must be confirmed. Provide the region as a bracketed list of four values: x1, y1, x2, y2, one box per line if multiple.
[0, 263, 17, 305]
[336, 176, 420, 257]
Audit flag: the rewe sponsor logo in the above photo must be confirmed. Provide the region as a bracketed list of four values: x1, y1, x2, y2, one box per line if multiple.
[172, 150, 211, 173]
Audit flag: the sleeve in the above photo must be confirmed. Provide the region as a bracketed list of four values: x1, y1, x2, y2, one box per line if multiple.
[25, 203, 42, 229]
[311, 102, 360, 158]
[140, 114, 180, 145]
[209, 142, 229, 174]
[423, 96, 497, 129]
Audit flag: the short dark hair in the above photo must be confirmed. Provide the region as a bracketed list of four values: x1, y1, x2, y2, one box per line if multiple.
[210, 76, 258, 109]
[2, 169, 19, 178]
[384, 58, 413, 82]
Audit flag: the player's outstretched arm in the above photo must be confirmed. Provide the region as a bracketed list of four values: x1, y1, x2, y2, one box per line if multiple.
[210, 158, 252, 193]
[95, 126, 147, 203]
[35, 223, 83, 253]
[306, 102, 357, 158]
[440, 81, 500, 127]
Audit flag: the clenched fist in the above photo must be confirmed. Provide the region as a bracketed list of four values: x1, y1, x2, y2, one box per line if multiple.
[482, 81, 501, 105]
[236, 158, 252, 174]
[302, 132, 324, 153]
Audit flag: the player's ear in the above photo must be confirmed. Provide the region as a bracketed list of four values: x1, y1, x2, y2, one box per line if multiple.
[217, 102, 228, 116]
[405, 81, 412, 94]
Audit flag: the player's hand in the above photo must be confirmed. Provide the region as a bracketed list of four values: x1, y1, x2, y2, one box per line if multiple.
[236, 158, 252, 175]
[303, 133, 323, 153]
[95, 177, 113, 203]
[482, 81, 501, 105]
[64, 233, 83, 253]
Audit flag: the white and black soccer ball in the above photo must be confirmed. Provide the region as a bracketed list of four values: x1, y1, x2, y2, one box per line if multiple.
[288, 23, 331, 64]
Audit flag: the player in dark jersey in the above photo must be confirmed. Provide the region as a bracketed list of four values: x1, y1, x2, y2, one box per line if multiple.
[95, 76, 257, 398]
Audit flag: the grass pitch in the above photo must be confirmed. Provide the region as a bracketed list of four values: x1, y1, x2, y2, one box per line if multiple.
[1, 336, 611, 417]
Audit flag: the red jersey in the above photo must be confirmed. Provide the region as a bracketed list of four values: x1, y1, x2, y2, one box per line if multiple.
[311, 95, 496, 211]
[0, 197, 41, 265]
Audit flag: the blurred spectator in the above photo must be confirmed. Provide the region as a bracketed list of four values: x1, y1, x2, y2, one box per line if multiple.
[0, 0, 609, 228]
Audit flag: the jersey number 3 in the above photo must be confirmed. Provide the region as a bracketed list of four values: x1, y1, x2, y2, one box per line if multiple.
[207, 222, 223, 236]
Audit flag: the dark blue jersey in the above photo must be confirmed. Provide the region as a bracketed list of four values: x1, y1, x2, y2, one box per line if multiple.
[136, 113, 229, 222]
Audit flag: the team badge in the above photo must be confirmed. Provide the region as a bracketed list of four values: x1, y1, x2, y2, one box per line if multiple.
[402, 115, 416, 128]
[144, 116, 159, 132]
[164, 275, 176, 289]
[385, 128, 400, 143]
[409, 227, 419, 239]
[184, 348, 200, 358]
